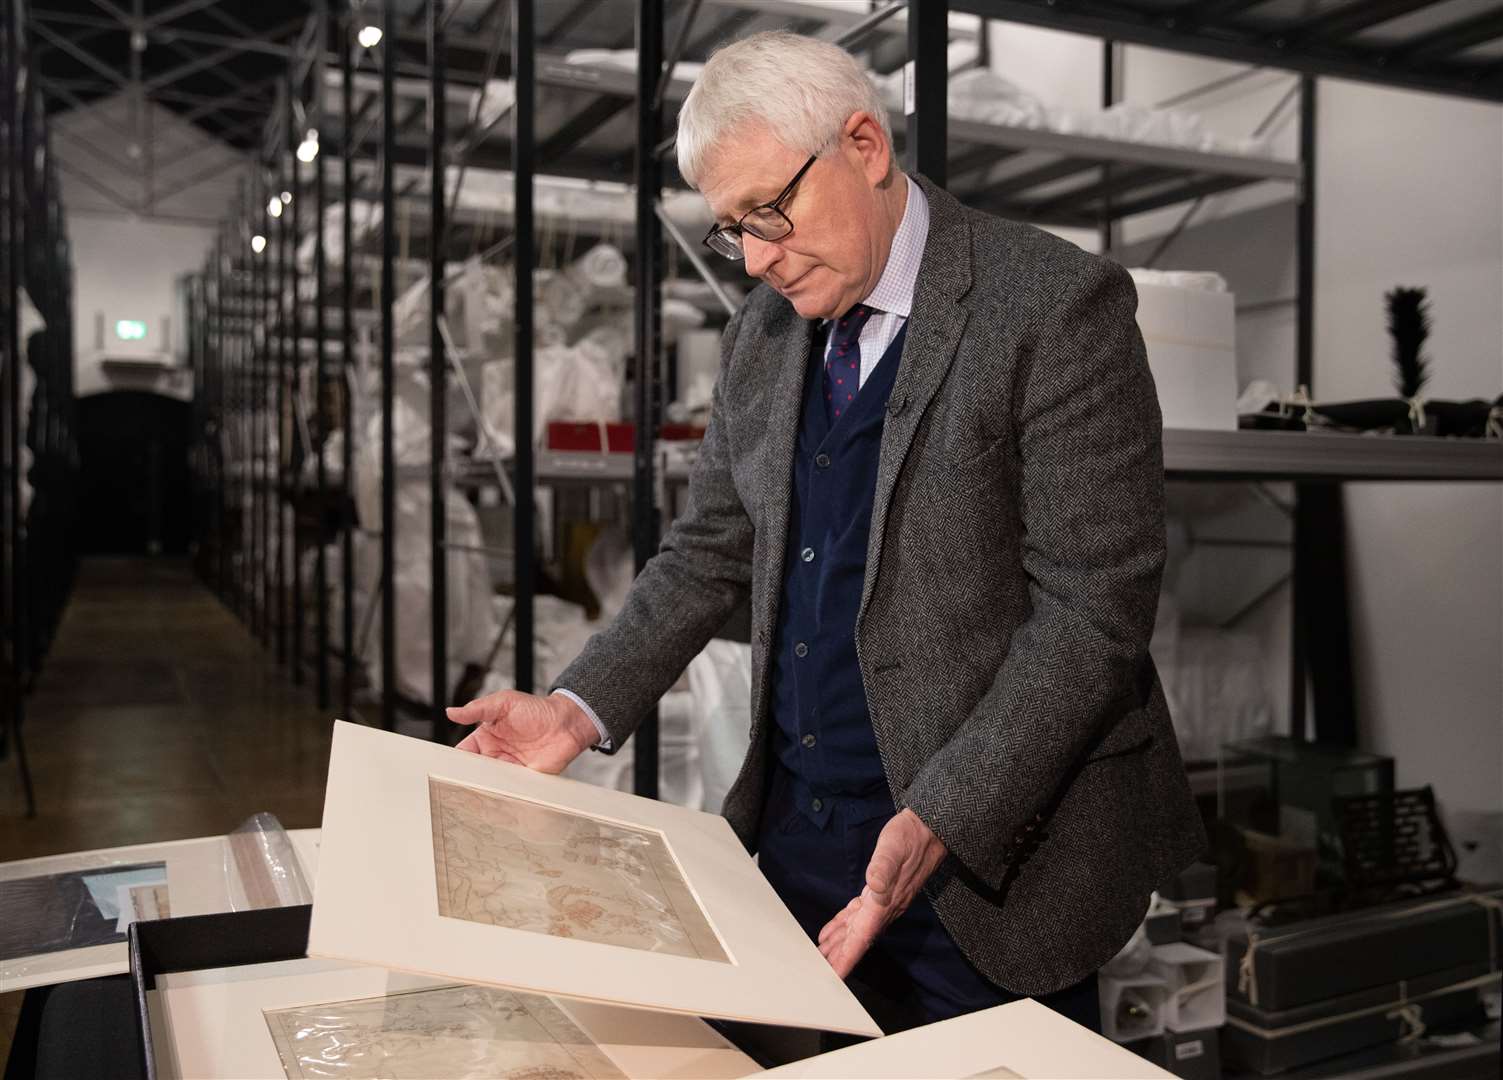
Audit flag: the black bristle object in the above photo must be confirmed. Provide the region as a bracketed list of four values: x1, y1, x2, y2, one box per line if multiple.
[1386, 286, 1431, 399]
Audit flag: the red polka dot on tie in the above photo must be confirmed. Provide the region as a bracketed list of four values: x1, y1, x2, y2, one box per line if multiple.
[846, 393, 853, 400]
[836, 378, 843, 385]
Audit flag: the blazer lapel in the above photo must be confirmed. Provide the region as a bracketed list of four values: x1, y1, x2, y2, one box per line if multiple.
[859, 176, 974, 629]
[749, 310, 819, 716]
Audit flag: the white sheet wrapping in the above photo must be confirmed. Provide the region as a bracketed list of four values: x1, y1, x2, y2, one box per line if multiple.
[347, 378, 500, 705]
[687, 640, 753, 815]
[296, 200, 381, 273]
[478, 328, 626, 455]
[873, 63, 1278, 159]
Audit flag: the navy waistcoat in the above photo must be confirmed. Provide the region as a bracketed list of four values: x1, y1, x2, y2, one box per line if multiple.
[769, 319, 908, 828]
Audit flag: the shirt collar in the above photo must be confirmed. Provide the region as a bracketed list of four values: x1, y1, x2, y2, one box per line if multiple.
[853, 174, 929, 321]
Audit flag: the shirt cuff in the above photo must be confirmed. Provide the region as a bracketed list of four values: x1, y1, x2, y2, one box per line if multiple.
[551, 688, 612, 752]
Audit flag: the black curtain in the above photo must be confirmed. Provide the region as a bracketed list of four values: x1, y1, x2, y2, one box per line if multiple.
[76, 391, 191, 556]
[1296, 482, 1358, 747]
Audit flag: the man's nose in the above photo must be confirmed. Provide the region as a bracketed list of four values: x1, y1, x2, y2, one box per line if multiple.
[742, 233, 780, 279]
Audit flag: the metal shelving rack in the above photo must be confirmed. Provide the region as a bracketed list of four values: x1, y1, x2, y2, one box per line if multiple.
[190, 0, 1500, 796]
[2, 0, 80, 819]
[954, 0, 1503, 747]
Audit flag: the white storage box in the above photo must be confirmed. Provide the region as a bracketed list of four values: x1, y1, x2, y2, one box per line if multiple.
[1101, 972, 1172, 1042]
[1133, 280, 1237, 431]
[1149, 941, 1227, 1031]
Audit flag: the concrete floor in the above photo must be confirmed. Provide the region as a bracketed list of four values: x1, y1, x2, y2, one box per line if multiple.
[0, 557, 335, 1060]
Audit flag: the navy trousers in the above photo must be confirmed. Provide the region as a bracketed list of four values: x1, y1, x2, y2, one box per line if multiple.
[757, 767, 1102, 1037]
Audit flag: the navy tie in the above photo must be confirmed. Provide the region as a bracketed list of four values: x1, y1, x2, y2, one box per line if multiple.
[825, 303, 877, 424]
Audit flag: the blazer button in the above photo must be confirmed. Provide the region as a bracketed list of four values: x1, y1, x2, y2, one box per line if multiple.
[801, 547, 815, 563]
[815, 453, 831, 468]
[801, 733, 816, 748]
[794, 642, 809, 658]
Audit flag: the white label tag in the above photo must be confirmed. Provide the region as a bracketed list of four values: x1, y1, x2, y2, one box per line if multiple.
[1175, 1039, 1205, 1061]
[903, 60, 916, 115]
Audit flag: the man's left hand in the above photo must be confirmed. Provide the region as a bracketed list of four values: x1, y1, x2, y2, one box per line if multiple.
[816, 809, 948, 978]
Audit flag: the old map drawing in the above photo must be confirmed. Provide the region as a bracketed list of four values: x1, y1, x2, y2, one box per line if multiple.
[264, 983, 627, 1080]
[428, 777, 729, 963]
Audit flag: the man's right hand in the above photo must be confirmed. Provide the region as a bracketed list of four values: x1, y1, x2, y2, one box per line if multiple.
[446, 691, 598, 773]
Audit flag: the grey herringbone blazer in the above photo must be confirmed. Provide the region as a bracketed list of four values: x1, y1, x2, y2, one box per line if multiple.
[555, 174, 1206, 995]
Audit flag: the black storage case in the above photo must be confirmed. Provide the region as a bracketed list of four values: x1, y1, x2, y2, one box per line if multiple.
[1225, 892, 1497, 1010]
[128, 904, 311, 1080]
[1127, 1026, 1221, 1080]
[1223, 962, 1494, 1075]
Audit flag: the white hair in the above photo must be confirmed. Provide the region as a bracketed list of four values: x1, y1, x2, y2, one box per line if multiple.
[676, 31, 892, 190]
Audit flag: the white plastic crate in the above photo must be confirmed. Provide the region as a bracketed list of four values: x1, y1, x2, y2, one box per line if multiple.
[1100, 973, 1171, 1043]
[1148, 941, 1226, 1031]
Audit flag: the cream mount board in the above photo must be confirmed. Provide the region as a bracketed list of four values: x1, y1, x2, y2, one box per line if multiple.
[309, 720, 879, 1036]
[149, 957, 759, 1079]
[751, 999, 1176, 1079]
[0, 829, 321, 993]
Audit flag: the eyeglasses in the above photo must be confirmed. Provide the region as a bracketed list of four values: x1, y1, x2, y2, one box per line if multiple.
[702, 154, 818, 261]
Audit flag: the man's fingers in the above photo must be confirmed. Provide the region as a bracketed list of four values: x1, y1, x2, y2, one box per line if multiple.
[445, 700, 488, 727]
[447, 689, 527, 729]
[866, 848, 901, 900]
[456, 730, 481, 753]
[819, 897, 861, 944]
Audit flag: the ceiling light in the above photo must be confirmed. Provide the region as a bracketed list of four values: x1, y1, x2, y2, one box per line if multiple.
[268, 196, 283, 218]
[358, 24, 382, 48]
[281, 191, 292, 204]
[296, 129, 319, 163]
[251, 234, 267, 254]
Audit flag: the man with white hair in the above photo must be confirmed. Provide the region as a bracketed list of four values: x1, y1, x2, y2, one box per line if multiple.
[449, 31, 1205, 1034]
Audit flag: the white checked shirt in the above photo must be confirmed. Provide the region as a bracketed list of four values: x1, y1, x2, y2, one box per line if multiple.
[557, 175, 931, 750]
[822, 174, 930, 386]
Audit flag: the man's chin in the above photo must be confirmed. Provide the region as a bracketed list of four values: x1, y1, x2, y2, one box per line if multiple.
[786, 291, 837, 321]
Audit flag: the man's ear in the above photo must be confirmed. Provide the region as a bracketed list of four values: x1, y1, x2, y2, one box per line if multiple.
[844, 111, 893, 187]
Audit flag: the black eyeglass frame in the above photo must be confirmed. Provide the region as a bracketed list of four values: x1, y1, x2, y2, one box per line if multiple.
[701, 154, 819, 261]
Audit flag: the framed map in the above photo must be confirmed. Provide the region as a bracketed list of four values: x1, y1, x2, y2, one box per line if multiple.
[265, 983, 627, 1080]
[148, 957, 757, 1079]
[309, 721, 879, 1036]
[0, 862, 166, 962]
[429, 778, 728, 962]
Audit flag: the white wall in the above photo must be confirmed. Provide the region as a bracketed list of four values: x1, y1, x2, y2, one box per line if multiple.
[52, 93, 243, 396]
[1314, 79, 1503, 818]
[70, 212, 216, 396]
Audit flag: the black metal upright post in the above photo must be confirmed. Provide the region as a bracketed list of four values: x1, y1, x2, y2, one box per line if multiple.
[429, 0, 449, 737]
[289, 68, 305, 685]
[906, 0, 946, 185]
[1099, 40, 1115, 255]
[277, 131, 290, 666]
[380, 0, 398, 731]
[315, 0, 331, 709]
[632, 0, 662, 800]
[251, 182, 264, 642]
[262, 173, 274, 649]
[341, 13, 356, 720]
[3, 0, 33, 817]
[215, 238, 229, 602]
[512, 0, 535, 698]
[1291, 75, 1317, 742]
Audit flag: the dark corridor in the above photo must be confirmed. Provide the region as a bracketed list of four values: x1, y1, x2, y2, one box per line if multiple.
[76, 392, 191, 556]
